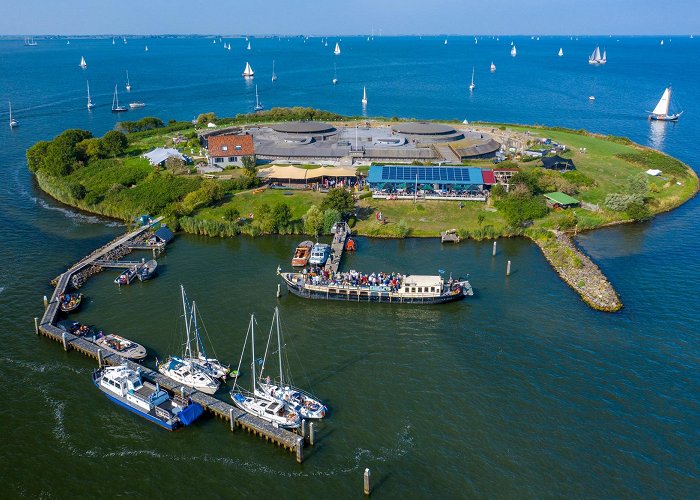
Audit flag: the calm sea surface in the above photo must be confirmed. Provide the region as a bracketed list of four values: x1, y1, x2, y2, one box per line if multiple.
[0, 36, 699, 497]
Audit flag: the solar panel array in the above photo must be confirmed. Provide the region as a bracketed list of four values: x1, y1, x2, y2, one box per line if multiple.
[379, 166, 473, 182]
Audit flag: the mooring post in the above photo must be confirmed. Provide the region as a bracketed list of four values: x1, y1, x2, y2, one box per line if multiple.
[295, 436, 304, 464]
[301, 419, 307, 441]
[363, 468, 372, 496]
[506, 260, 512, 276]
[34, 317, 39, 335]
[43, 295, 48, 308]
[97, 348, 104, 368]
[229, 408, 235, 432]
[276, 284, 281, 298]
[62, 332, 68, 351]
[309, 421, 315, 446]
[492, 241, 497, 256]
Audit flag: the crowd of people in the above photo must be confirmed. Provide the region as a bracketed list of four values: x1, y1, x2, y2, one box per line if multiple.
[303, 267, 404, 292]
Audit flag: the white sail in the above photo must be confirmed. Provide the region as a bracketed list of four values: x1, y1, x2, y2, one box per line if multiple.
[247, 41, 251, 50]
[652, 87, 671, 116]
[145, 45, 148, 52]
[334, 42, 341, 55]
[558, 47, 563, 56]
[125, 71, 131, 91]
[242, 62, 254, 77]
[490, 61, 496, 72]
[601, 49, 606, 62]
[86, 81, 95, 109]
[79, 56, 87, 69]
[510, 45, 517, 57]
[361, 85, 367, 104]
[469, 67, 475, 91]
[271, 60, 277, 81]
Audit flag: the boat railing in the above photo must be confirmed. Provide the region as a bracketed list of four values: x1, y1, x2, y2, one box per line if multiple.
[154, 406, 171, 421]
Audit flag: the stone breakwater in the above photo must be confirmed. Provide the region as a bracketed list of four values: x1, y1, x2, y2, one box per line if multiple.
[532, 231, 623, 312]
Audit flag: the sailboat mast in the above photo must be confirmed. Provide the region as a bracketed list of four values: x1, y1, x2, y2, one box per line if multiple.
[192, 301, 208, 359]
[250, 315, 256, 393]
[181, 285, 192, 359]
[276, 307, 283, 387]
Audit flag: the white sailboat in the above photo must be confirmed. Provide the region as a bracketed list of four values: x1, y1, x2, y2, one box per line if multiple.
[490, 61, 496, 72]
[254, 85, 264, 111]
[510, 45, 517, 57]
[112, 37, 115, 45]
[256, 308, 328, 420]
[474, 37, 478, 45]
[157, 286, 220, 395]
[588, 46, 606, 64]
[558, 47, 564, 57]
[79, 56, 87, 69]
[648, 85, 683, 121]
[660, 39, 664, 46]
[66, 40, 70, 45]
[145, 45, 149, 52]
[187, 298, 230, 380]
[24, 36, 37, 46]
[86, 81, 95, 109]
[247, 41, 251, 50]
[271, 60, 277, 82]
[111, 85, 128, 112]
[242, 61, 254, 78]
[444, 39, 448, 45]
[361, 85, 367, 105]
[9, 102, 18, 128]
[227, 43, 231, 51]
[334, 42, 341, 55]
[125, 71, 131, 92]
[230, 315, 301, 429]
[469, 67, 476, 91]
[332, 62, 338, 85]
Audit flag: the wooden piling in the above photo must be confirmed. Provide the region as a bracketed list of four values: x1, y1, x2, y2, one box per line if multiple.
[229, 408, 235, 432]
[97, 348, 104, 368]
[364, 468, 372, 496]
[506, 260, 512, 276]
[492, 241, 497, 256]
[301, 419, 307, 441]
[309, 421, 315, 446]
[43, 295, 48, 308]
[34, 317, 39, 335]
[295, 436, 304, 463]
[61, 332, 68, 351]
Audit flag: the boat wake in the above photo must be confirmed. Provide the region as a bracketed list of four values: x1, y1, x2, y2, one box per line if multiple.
[31, 194, 122, 227]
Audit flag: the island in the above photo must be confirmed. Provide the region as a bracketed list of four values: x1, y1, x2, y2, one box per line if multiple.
[28, 107, 698, 312]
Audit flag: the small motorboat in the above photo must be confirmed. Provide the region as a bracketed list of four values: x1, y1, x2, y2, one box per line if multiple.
[137, 260, 158, 281]
[57, 320, 94, 337]
[93, 364, 204, 430]
[308, 243, 331, 266]
[291, 241, 314, 267]
[128, 101, 146, 109]
[345, 238, 357, 252]
[115, 266, 138, 285]
[59, 293, 83, 313]
[56, 321, 147, 360]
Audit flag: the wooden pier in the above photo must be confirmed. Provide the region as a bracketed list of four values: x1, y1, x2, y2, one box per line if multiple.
[36, 218, 306, 461]
[440, 229, 460, 244]
[324, 222, 350, 273]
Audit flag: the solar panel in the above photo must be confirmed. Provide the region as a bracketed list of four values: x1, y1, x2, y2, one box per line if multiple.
[375, 166, 481, 185]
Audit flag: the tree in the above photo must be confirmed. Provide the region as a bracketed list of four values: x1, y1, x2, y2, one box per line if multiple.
[223, 206, 240, 222]
[509, 171, 542, 195]
[101, 130, 128, 157]
[303, 205, 324, 236]
[242, 155, 257, 177]
[321, 187, 355, 218]
[626, 202, 652, 222]
[165, 156, 186, 174]
[26, 141, 50, 172]
[76, 138, 106, 160]
[322, 208, 341, 234]
[627, 172, 649, 197]
[270, 202, 292, 232]
[196, 112, 217, 125]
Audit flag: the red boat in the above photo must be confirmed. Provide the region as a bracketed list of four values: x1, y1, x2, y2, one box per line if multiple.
[291, 241, 313, 267]
[345, 238, 357, 252]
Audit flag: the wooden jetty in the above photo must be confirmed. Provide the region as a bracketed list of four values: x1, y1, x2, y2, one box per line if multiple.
[324, 222, 350, 273]
[36, 218, 306, 461]
[440, 229, 460, 244]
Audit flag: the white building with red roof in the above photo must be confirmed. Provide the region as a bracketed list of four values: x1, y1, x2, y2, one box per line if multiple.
[207, 134, 255, 168]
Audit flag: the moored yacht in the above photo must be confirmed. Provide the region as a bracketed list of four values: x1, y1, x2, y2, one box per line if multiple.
[308, 243, 331, 266]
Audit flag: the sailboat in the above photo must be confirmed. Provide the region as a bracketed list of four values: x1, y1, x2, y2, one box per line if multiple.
[230, 315, 301, 429]
[144, 45, 149, 52]
[256, 308, 327, 420]
[112, 37, 115, 45]
[125, 71, 131, 92]
[444, 39, 448, 45]
[254, 85, 264, 111]
[332, 62, 338, 85]
[86, 81, 95, 109]
[558, 47, 564, 57]
[361, 86, 367, 105]
[648, 85, 683, 121]
[660, 39, 664, 46]
[227, 43, 231, 51]
[24, 36, 37, 46]
[157, 286, 220, 395]
[8, 102, 18, 128]
[271, 60, 277, 82]
[247, 41, 251, 50]
[469, 67, 476, 91]
[242, 61, 254, 78]
[187, 298, 230, 380]
[79, 56, 87, 69]
[510, 45, 517, 57]
[334, 42, 341, 55]
[66, 40, 70, 45]
[490, 61, 496, 72]
[474, 37, 478, 45]
[111, 85, 128, 113]
[588, 46, 606, 64]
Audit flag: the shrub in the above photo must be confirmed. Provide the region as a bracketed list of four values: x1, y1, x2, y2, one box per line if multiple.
[321, 188, 355, 218]
[322, 208, 341, 234]
[605, 193, 643, 212]
[303, 205, 324, 236]
[562, 170, 596, 187]
[626, 202, 652, 222]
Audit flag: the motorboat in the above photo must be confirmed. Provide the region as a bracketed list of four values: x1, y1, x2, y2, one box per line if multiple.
[59, 292, 83, 313]
[291, 240, 313, 267]
[308, 243, 331, 266]
[137, 260, 157, 281]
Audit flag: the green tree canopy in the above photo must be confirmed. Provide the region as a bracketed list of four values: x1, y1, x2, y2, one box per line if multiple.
[320, 187, 355, 218]
[101, 130, 128, 158]
[303, 205, 324, 236]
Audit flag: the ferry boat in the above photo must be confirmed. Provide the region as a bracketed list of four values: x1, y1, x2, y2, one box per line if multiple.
[57, 321, 147, 360]
[59, 292, 82, 313]
[93, 364, 203, 430]
[291, 240, 313, 267]
[308, 243, 331, 266]
[278, 269, 473, 304]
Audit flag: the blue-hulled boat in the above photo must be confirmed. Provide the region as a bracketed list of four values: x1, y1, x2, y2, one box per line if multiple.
[92, 364, 203, 430]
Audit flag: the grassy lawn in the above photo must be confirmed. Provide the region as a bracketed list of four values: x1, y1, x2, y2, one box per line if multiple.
[195, 188, 325, 222]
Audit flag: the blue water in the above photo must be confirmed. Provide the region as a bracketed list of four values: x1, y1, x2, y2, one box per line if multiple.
[1, 36, 699, 497]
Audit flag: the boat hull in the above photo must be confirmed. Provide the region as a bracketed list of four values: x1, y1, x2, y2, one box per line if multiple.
[649, 113, 682, 122]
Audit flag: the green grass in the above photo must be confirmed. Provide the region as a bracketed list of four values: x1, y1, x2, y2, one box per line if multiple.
[194, 188, 325, 222]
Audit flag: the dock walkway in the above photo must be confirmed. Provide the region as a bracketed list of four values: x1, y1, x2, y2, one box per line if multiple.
[36, 218, 305, 461]
[324, 223, 350, 273]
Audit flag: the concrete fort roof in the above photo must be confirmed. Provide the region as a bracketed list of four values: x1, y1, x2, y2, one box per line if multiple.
[269, 121, 337, 134]
[391, 122, 456, 135]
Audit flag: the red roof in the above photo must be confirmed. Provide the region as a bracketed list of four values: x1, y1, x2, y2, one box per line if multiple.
[208, 134, 255, 157]
[481, 169, 495, 185]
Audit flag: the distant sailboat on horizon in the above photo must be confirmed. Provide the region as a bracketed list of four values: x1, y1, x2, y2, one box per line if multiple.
[469, 67, 476, 91]
[588, 46, 606, 64]
[648, 85, 683, 121]
[9, 101, 18, 128]
[247, 41, 251, 50]
[145, 45, 149, 52]
[111, 85, 128, 113]
[125, 71, 131, 92]
[254, 85, 264, 111]
[79, 56, 87, 69]
[510, 45, 517, 57]
[490, 61, 496, 72]
[242, 61, 254, 78]
[361, 86, 367, 105]
[558, 47, 564, 57]
[86, 81, 95, 110]
[271, 60, 277, 82]
[334, 42, 341, 55]
[332, 62, 338, 85]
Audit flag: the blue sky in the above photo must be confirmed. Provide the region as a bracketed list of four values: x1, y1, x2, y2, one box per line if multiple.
[1, 0, 697, 35]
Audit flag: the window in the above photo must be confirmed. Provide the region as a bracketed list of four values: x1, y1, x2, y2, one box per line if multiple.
[235, 145, 242, 151]
[221, 145, 228, 151]
[229, 156, 237, 162]
[214, 157, 224, 163]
